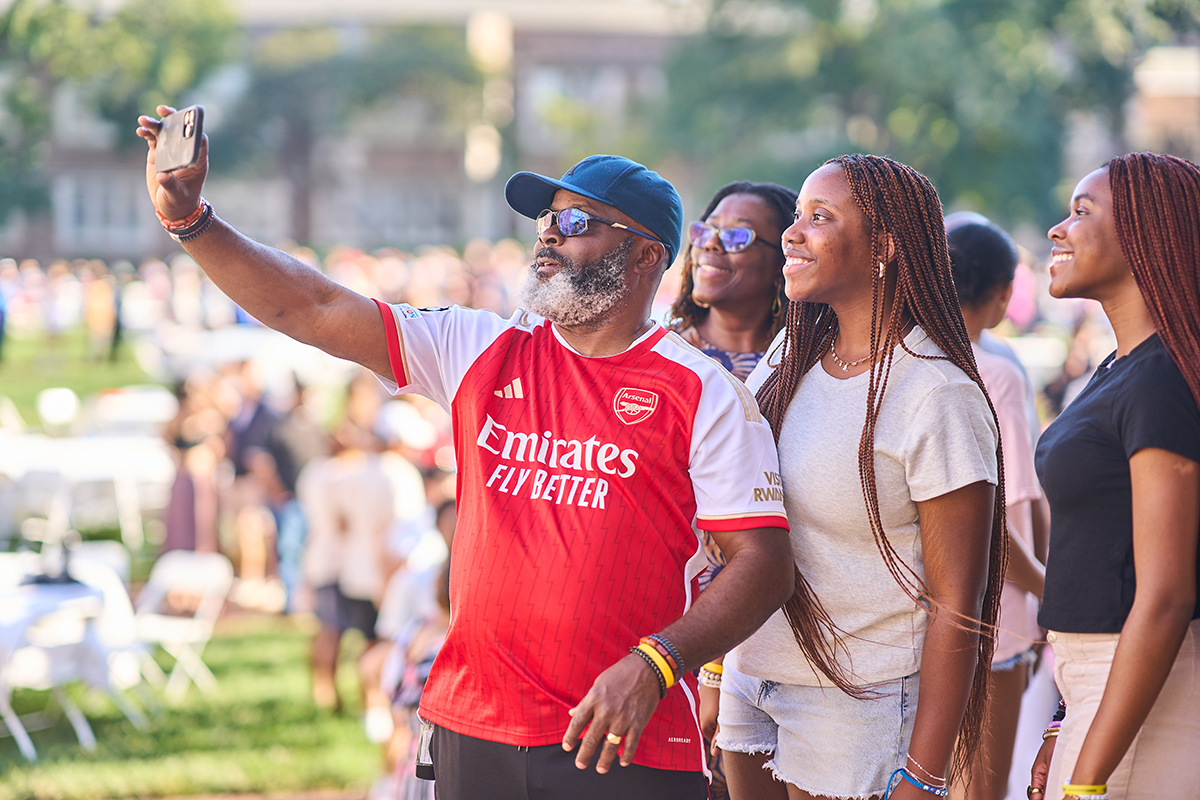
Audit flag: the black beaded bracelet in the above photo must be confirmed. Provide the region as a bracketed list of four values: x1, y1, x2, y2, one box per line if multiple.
[629, 646, 667, 699]
[176, 209, 216, 242]
[168, 200, 214, 242]
[646, 633, 684, 681]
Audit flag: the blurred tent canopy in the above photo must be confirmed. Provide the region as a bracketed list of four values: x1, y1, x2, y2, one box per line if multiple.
[0, 0, 238, 218]
[652, 0, 1200, 229]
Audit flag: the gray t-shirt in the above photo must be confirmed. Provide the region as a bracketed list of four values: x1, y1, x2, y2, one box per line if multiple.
[730, 326, 998, 687]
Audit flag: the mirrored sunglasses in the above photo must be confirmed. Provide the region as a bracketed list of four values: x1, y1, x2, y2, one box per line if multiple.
[688, 220, 760, 253]
[536, 207, 661, 243]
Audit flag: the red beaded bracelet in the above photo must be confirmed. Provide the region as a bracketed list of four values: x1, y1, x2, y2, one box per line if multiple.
[156, 198, 208, 231]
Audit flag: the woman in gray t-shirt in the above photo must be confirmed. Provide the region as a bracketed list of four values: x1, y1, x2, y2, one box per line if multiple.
[714, 155, 1005, 800]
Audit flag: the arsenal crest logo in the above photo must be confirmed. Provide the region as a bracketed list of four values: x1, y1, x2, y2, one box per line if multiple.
[613, 387, 659, 425]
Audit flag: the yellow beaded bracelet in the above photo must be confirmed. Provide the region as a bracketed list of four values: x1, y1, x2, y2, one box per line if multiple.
[636, 643, 677, 689]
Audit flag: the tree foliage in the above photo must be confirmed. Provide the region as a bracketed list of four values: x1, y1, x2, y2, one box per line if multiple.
[656, 0, 1199, 228]
[0, 0, 236, 216]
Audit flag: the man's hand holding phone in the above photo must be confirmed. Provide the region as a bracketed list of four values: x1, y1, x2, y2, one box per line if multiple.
[136, 105, 209, 224]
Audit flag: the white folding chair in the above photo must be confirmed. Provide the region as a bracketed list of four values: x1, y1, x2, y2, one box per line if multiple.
[134, 551, 233, 701]
[68, 559, 151, 728]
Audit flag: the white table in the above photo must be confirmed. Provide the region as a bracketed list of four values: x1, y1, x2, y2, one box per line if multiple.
[0, 580, 106, 761]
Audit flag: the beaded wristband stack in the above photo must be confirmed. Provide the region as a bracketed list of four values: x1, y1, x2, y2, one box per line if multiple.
[629, 635, 681, 700]
[698, 661, 723, 688]
[157, 198, 215, 243]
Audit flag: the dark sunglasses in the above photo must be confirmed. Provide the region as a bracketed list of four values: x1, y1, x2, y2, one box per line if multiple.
[537, 208, 661, 244]
[688, 220, 764, 253]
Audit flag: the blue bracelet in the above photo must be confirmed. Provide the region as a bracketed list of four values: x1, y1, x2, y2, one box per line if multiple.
[884, 767, 949, 798]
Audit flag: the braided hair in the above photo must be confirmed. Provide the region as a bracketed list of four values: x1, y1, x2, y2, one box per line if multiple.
[1107, 152, 1200, 410]
[755, 154, 1007, 780]
[669, 181, 796, 342]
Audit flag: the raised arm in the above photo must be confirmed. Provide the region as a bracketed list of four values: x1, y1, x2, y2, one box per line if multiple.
[1064, 447, 1199, 790]
[136, 106, 392, 381]
[562, 524, 794, 773]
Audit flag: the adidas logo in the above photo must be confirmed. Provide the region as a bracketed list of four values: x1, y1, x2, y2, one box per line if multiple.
[494, 377, 525, 399]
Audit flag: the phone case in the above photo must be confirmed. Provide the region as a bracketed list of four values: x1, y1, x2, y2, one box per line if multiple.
[155, 105, 204, 173]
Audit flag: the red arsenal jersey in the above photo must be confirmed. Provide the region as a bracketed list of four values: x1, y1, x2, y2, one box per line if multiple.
[374, 301, 788, 773]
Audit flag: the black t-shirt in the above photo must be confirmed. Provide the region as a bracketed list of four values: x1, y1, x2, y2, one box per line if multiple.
[1036, 333, 1200, 633]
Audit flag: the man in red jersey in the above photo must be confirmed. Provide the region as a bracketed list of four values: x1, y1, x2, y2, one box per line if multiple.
[138, 106, 794, 800]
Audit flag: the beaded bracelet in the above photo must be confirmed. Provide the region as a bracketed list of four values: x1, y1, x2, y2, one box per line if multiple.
[906, 753, 946, 784]
[156, 198, 208, 231]
[176, 206, 216, 242]
[635, 642, 676, 690]
[158, 199, 215, 243]
[698, 667, 722, 688]
[645, 633, 684, 679]
[629, 645, 667, 699]
[883, 767, 948, 798]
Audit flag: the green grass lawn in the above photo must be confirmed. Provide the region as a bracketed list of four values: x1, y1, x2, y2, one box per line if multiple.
[0, 614, 380, 799]
[0, 327, 155, 426]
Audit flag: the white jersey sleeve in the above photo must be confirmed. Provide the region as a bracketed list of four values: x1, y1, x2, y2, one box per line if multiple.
[372, 301, 536, 412]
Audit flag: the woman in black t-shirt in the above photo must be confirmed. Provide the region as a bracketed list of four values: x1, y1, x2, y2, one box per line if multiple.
[1029, 153, 1200, 800]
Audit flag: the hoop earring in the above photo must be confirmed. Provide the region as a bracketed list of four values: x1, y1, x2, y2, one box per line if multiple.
[692, 293, 711, 309]
[771, 292, 782, 318]
[877, 261, 886, 278]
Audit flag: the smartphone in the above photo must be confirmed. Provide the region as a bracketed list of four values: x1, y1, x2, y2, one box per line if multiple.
[155, 105, 204, 173]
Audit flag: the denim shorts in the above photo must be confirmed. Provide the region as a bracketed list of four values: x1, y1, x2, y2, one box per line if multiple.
[715, 665, 919, 799]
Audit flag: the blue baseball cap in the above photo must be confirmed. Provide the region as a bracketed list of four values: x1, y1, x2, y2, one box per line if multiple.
[505, 154, 683, 266]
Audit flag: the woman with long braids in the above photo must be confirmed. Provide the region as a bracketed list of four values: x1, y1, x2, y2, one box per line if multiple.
[1026, 152, 1200, 800]
[715, 154, 1007, 800]
[667, 180, 796, 800]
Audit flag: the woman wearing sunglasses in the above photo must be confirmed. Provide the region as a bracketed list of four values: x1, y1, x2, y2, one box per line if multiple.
[668, 181, 796, 381]
[1024, 153, 1200, 800]
[717, 155, 1005, 800]
[667, 180, 796, 800]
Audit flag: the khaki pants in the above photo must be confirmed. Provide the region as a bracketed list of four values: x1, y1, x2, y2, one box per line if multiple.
[1045, 618, 1200, 799]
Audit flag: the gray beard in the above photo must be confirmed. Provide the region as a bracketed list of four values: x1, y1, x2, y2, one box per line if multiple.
[518, 237, 634, 327]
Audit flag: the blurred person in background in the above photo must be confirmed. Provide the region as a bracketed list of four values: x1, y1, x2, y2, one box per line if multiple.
[721, 155, 1003, 800]
[83, 261, 118, 362]
[666, 179, 796, 800]
[297, 416, 398, 712]
[138, 108, 794, 799]
[1028, 153, 1200, 800]
[945, 220, 1046, 800]
[162, 371, 228, 554]
[223, 359, 282, 602]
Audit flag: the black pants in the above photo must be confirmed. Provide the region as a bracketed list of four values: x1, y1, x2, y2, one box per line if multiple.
[430, 724, 709, 800]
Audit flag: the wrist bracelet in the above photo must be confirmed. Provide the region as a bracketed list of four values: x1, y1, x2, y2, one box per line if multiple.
[701, 661, 724, 674]
[1062, 782, 1107, 796]
[635, 642, 676, 689]
[1042, 729, 1060, 741]
[644, 634, 684, 681]
[175, 206, 216, 242]
[629, 646, 667, 699]
[156, 198, 207, 230]
[883, 767, 948, 798]
[698, 667, 722, 688]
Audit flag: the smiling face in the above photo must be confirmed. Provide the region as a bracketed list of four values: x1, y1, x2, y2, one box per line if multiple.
[689, 193, 784, 311]
[1047, 168, 1136, 302]
[781, 163, 876, 307]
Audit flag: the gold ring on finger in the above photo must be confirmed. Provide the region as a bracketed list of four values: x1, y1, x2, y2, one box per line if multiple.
[605, 732, 622, 746]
